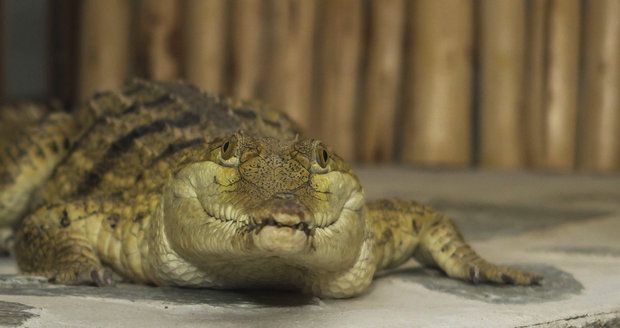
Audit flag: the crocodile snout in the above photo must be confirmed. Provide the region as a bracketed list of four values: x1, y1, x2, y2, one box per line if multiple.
[249, 198, 315, 236]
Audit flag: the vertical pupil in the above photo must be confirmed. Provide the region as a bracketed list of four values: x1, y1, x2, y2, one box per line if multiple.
[223, 141, 229, 152]
[322, 150, 328, 162]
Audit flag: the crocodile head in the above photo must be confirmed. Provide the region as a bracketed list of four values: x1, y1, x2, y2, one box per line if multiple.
[163, 132, 366, 272]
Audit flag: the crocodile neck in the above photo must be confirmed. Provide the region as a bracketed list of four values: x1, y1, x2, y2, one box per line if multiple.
[145, 201, 214, 287]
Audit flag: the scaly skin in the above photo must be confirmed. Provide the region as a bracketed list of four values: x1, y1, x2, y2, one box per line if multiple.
[1, 80, 541, 298]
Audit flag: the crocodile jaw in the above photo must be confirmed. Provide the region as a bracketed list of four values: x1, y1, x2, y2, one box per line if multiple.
[166, 157, 366, 271]
[254, 226, 309, 254]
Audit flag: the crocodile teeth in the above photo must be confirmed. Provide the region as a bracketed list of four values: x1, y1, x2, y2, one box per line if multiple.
[251, 219, 313, 236]
[211, 204, 220, 218]
[220, 205, 227, 221]
[225, 205, 234, 221]
[315, 213, 326, 228]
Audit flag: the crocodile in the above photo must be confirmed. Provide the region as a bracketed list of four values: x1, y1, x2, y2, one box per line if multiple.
[0, 80, 541, 298]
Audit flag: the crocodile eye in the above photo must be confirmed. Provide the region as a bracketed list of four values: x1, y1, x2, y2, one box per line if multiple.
[316, 146, 330, 168]
[221, 138, 236, 160]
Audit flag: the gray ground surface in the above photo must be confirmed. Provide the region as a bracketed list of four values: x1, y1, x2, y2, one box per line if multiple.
[1, 167, 619, 327]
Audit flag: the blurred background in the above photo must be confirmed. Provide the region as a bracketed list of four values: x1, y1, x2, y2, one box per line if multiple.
[0, 0, 618, 172]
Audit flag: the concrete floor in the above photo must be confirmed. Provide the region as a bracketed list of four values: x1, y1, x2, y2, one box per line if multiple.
[1, 167, 619, 327]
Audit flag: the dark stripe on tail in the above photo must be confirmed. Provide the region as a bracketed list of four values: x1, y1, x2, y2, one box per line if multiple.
[152, 138, 205, 163]
[76, 112, 201, 195]
[233, 108, 258, 120]
[142, 94, 176, 108]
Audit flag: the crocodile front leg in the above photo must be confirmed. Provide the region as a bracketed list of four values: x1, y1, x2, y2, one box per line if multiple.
[14, 202, 114, 285]
[367, 199, 542, 285]
[15, 197, 155, 286]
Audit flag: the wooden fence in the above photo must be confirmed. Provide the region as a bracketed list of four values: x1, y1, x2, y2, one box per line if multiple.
[2, 0, 620, 172]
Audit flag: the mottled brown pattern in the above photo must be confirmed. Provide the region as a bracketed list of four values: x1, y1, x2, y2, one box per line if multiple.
[1, 80, 540, 298]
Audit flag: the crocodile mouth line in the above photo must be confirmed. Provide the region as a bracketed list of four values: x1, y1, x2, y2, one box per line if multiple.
[200, 188, 363, 237]
[201, 202, 344, 238]
[247, 218, 314, 236]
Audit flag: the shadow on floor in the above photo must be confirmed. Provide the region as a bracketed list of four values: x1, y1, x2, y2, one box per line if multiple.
[0, 261, 584, 307]
[385, 264, 583, 304]
[0, 275, 319, 308]
[0, 300, 38, 327]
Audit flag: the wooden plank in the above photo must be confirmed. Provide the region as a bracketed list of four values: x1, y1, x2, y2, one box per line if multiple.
[263, 0, 316, 132]
[358, 0, 405, 162]
[3, 1, 48, 100]
[524, 0, 548, 168]
[478, 0, 526, 168]
[543, 0, 581, 170]
[230, 0, 263, 99]
[315, 0, 363, 160]
[183, 0, 228, 94]
[48, 0, 81, 108]
[137, 0, 181, 80]
[579, 0, 620, 171]
[77, 0, 130, 101]
[402, 0, 473, 166]
[0, 0, 4, 103]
